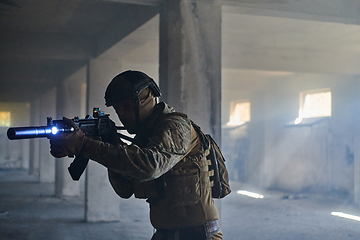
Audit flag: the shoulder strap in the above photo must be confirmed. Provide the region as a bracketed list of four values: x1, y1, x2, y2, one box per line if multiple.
[190, 120, 210, 149]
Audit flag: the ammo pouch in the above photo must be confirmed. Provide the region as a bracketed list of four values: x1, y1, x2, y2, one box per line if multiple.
[133, 166, 201, 207]
[133, 177, 165, 199]
[132, 111, 204, 207]
[164, 169, 201, 207]
[191, 122, 231, 199]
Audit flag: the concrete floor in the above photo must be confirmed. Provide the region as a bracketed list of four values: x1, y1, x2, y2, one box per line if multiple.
[1, 170, 360, 240]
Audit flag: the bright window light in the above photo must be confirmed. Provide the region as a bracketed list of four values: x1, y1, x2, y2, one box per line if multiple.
[237, 190, 264, 199]
[331, 212, 360, 222]
[0, 111, 11, 127]
[227, 101, 251, 126]
[295, 89, 331, 124]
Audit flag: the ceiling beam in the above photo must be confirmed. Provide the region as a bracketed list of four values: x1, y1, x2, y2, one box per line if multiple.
[104, 0, 286, 5]
[0, 31, 95, 60]
[46, 0, 83, 31]
[223, 0, 360, 25]
[102, 0, 160, 6]
[0, 59, 58, 84]
[0, 59, 87, 84]
[0, 82, 55, 102]
[223, 48, 360, 75]
[95, 4, 159, 56]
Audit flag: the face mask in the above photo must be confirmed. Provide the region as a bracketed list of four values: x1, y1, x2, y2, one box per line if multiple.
[114, 88, 156, 134]
[138, 89, 156, 121]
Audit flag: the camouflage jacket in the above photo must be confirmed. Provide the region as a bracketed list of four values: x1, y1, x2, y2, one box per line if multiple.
[83, 102, 219, 229]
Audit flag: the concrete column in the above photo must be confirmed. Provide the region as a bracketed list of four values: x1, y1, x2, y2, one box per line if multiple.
[55, 68, 87, 197]
[38, 88, 56, 183]
[85, 58, 121, 222]
[159, 0, 222, 218]
[21, 103, 31, 170]
[29, 98, 41, 178]
[355, 135, 360, 206]
[159, 0, 222, 143]
[353, 77, 360, 206]
[259, 81, 278, 189]
[22, 140, 30, 170]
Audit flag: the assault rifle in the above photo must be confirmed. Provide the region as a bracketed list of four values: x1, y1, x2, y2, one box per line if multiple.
[7, 108, 133, 181]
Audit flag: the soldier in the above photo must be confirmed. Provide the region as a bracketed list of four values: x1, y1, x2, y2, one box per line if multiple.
[50, 70, 225, 240]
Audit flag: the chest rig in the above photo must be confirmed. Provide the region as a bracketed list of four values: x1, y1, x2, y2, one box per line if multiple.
[132, 113, 215, 207]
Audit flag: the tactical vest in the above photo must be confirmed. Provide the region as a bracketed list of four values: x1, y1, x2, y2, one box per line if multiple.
[132, 112, 231, 205]
[132, 114, 215, 207]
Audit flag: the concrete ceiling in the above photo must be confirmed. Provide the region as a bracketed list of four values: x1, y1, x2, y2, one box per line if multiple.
[0, 0, 158, 102]
[222, 10, 360, 76]
[1, 0, 360, 102]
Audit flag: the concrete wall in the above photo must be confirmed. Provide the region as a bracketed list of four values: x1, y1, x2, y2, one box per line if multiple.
[221, 69, 271, 185]
[55, 67, 86, 196]
[0, 102, 31, 169]
[29, 99, 41, 176]
[261, 74, 358, 195]
[222, 69, 360, 198]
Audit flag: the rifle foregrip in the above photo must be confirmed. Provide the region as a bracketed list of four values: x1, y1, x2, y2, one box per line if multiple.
[68, 155, 89, 181]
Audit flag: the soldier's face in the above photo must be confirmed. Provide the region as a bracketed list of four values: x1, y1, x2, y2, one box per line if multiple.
[113, 99, 137, 134]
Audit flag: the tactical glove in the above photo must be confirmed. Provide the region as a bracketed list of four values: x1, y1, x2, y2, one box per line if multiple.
[50, 117, 87, 158]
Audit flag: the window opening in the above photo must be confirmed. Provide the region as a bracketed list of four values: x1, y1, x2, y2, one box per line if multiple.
[295, 88, 331, 124]
[227, 100, 251, 126]
[0, 111, 11, 127]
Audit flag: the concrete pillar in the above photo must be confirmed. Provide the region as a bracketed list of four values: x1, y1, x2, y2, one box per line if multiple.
[159, 0, 222, 143]
[85, 58, 121, 222]
[259, 81, 278, 189]
[22, 141, 30, 169]
[248, 92, 266, 185]
[55, 68, 87, 197]
[159, 0, 222, 218]
[353, 77, 360, 206]
[29, 98, 41, 178]
[355, 135, 360, 206]
[21, 103, 31, 170]
[38, 88, 56, 183]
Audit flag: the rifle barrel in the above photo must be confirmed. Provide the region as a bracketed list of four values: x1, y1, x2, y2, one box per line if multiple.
[7, 126, 52, 140]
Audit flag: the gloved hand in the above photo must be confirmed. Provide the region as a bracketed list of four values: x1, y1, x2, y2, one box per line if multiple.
[49, 117, 87, 158]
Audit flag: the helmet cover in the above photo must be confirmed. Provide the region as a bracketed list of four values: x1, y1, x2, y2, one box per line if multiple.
[104, 70, 161, 107]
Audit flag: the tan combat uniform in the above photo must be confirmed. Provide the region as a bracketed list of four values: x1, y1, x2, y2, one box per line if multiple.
[82, 102, 222, 240]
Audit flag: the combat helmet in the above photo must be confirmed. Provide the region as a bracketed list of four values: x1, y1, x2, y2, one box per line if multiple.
[105, 70, 161, 106]
[105, 70, 161, 132]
